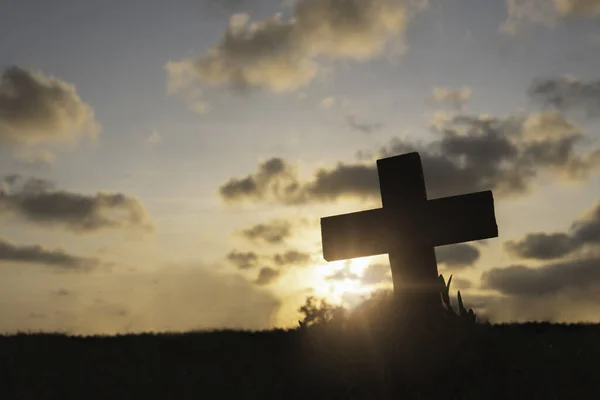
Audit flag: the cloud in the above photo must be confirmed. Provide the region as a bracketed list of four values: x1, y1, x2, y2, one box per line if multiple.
[450, 277, 472, 290]
[219, 158, 300, 204]
[360, 263, 392, 285]
[220, 110, 600, 205]
[504, 200, 600, 260]
[346, 114, 383, 134]
[555, 0, 600, 17]
[500, 0, 600, 35]
[481, 255, 600, 297]
[239, 219, 292, 244]
[324, 262, 392, 285]
[145, 130, 163, 146]
[255, 267, 281, 285]
[273, 250, 312, 266]
[12, 148, 56, 167]
[0, 175, 154, 234]
[430, 87, 472, 110]
[529, 76, 600, 117]
[325, 264, 359, 281]
[167, 0, 418, 111]
[0, 66, 99, 147]
[435, 243, 480, 268]
[505, 233, 574, 260]
[320, 96, 336, 108]
[500, 0, 557, 35]
[0, 237, 100, 270]
[226, 249, 259, 269]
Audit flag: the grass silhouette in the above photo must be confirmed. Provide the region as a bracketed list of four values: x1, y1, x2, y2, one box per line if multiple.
[1, 278, 599, 399]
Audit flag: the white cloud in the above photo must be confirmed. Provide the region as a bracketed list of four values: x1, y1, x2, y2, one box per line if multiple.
[320, 96, 336, 108]
[500, 0, 600, 35]
[167, 0, 427, 112]
[430, 87, 472, 110]
[12, 148, 56, 166]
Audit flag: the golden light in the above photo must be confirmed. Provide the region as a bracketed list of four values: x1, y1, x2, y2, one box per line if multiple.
[311, 257, 374, 304]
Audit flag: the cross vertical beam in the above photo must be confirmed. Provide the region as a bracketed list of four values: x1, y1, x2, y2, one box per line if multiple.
[377, 153, 440, 317]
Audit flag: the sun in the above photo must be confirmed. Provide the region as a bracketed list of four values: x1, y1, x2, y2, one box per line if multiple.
[312, 257, 374, 304]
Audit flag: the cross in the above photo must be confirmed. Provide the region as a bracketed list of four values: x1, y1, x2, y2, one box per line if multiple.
[320, 152, 498, 319]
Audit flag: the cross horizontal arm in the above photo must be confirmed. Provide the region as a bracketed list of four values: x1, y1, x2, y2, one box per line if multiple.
[321, 190, 498, 262]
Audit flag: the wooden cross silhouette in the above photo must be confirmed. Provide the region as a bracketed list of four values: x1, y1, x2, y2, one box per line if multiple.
[321, 152, 498, 317]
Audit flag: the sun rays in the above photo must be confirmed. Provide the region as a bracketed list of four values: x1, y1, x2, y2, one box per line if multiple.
[313, 256, 374, 304]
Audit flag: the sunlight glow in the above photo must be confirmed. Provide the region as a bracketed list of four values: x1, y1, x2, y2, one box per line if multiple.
[312, 257, 374, 304]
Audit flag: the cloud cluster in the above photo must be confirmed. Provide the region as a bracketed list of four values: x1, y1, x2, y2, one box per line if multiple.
[0, 175, 154, 234]
[167, 0, 415, 111]
[226, 250, 259, 270]
[529, 77, 600, 117]
[0, 66, 99, 147]
[500, 0, 600, 35]
[481, 255, 600, 297]
[239, 219, 292, 244]
[226, 247, 313, 286]
[346, 114, 383, 134]
[220, 110, 600, 205]
[556, 0, 600, 17]
[255, 267, 281, 286]
[430, 87, 472, 110]
[477, 199, 600, 322]
[0, 237, 100, 270]
[435, 243, 480, 268]
[273, 250, 312, 266]
[505, 200, 600, 260]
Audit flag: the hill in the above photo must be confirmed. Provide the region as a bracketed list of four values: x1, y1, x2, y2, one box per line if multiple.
[1, 323, 599, 399]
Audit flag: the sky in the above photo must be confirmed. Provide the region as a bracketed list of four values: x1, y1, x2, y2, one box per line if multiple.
[1, 0, 600, 335]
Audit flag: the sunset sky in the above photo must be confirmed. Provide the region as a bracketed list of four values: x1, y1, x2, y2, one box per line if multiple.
[1, 0, 600, 335]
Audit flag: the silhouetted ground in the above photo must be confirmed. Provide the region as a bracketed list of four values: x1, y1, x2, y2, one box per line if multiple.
[1, 323, 599, 399]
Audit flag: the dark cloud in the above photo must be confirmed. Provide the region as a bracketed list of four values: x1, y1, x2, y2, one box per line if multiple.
[52, 289, 70, 296]
[346, 114, 383, 134]
[0, 237, 100, 270]
[0, 175, 154, 234]
[481, 255, 600, 297]
[219, 159, 378, 204]
[226, 250, 259, 270]
[255, 267, 281, 286]
[273, 250, 312, 266]
[219, 158, 299, 204]
[505, 233, 574, 260]
[529, 77, 600, 117]
[239, 219, 292, 244]
[220, 111, 600, 205]
[450, 277, 472, 290]
[505, 200, 600, 260]
[435, 244, 480, 268]
[0, 66, 99, 147]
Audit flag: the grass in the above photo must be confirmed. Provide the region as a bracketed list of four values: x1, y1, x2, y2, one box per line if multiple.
[0, 322, 599, 399]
